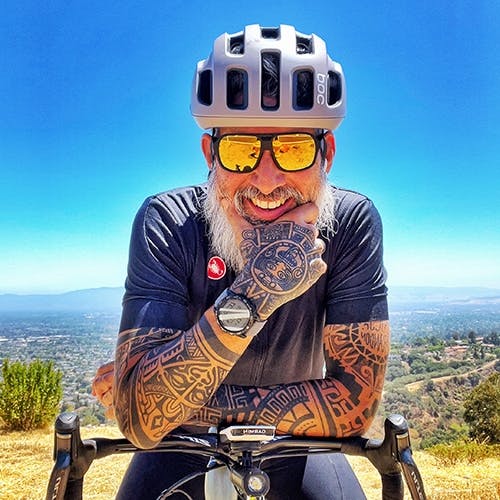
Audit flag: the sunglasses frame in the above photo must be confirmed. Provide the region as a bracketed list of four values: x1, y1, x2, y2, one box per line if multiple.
[212, 131, 326, 173]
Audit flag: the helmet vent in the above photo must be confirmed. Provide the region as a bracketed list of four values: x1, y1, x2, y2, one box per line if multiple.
[227, 69, 248, 109]
[327, 71, 342, 105]
[293, 70, 313, 110]
[261, 27, 280, 39]
[197, 69, 212, 106]
[229, 34, 244, 54]
[296, 35, 313, 54]
[261, 52, 280, 110]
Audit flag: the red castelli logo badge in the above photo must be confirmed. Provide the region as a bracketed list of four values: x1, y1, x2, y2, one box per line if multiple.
[207, 256, 226, 280]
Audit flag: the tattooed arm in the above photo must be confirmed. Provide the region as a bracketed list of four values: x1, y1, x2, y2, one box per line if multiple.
[187, 320, 389, 437]
[114, 205, 327, 448]
[114, 312, 253, 448]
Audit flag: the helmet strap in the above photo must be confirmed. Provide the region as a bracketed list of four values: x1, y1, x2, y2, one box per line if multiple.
[210, 128, 217, 166]
[317, 130, 327, 168]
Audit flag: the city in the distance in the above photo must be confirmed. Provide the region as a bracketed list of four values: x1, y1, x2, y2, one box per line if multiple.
[0, 285, 499, 447]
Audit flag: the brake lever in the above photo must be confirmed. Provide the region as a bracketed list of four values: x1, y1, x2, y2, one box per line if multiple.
[46, 412, 97, 500]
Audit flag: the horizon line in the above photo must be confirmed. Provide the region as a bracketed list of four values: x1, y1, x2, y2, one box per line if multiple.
[1, 284, 500, 297]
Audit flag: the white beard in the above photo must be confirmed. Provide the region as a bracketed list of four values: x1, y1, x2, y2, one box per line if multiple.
[202, 170, 337, 272]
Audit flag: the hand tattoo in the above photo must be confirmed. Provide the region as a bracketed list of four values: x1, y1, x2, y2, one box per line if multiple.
[230, 221, 326, 319]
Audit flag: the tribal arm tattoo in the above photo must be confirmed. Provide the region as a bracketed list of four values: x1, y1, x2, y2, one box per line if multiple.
[188, 321, 390, 438]
[230, 221, 326, 320]
[113, 311, 252, 449]
[113, 219, 325, 448]
[113, 218, 382, 445]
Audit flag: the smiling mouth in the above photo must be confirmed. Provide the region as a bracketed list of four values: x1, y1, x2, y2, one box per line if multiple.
[250, 197, 287, 210]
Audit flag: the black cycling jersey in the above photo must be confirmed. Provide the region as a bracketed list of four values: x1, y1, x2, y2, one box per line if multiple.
[120, 183, 388, 388]
[116, 183, 386, 499]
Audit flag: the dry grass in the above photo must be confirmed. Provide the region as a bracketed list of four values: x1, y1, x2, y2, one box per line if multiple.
[0, 425, 130, 500]
[347, 451, 500, 500]
[1, 426, 499, 499]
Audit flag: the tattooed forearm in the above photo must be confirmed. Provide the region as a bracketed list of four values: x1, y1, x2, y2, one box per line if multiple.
[189, 321, 390, 437]
[230, 221, 326, 320]
[114, 221, 327, 448]
[114, 314, 248, 448]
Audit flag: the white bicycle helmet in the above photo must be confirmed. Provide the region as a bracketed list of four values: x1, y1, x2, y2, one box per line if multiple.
[191, 24, 346, 130]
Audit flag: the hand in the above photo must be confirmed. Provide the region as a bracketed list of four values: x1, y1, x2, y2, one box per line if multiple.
[91, 361, 116, 420]
[221, 199, 321, 249]
[224, 202, 327, 320]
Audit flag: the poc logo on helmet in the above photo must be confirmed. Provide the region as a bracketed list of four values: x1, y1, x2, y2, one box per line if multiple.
[316, 73, 328, 105]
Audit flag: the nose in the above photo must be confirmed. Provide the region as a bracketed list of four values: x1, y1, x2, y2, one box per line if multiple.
[250, 151, 286, 195]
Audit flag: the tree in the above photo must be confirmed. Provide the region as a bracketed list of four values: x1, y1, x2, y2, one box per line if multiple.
[0, 359, 63, 431]
[463, 372, 500, 443]
[425, 379, 435, 392]
[484, 332, 499, 346]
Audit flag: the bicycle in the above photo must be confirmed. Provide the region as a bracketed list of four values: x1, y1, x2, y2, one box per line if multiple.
[46, 411, 426, 500]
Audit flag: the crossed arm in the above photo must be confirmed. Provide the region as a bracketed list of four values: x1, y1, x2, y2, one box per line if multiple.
[113, 203, 389, 448]
[190, 320, 389, 437]
[114, 315, 389, 448]
[114, 310, 252, 448]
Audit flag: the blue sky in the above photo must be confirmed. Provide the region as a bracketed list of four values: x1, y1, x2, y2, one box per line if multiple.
[1, 1, 498, 293]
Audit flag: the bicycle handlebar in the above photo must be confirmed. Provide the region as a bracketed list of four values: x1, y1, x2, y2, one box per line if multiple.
[46, 413, 426, 500]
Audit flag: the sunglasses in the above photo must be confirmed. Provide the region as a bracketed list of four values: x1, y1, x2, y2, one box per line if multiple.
[212, 132, 325, 173]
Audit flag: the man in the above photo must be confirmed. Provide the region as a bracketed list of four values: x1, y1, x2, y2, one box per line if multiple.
[93, 24, 389, 499]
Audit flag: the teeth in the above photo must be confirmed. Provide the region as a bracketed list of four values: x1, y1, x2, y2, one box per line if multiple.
[251, 198, 286, 210]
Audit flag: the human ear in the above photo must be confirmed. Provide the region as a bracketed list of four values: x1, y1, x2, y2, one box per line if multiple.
[324, 132, 336, 174]
[201, 133, 214, 170]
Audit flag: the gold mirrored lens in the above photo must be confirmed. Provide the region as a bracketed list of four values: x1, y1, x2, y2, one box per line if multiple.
[272, 134, 316, 170]
[217, 133, 317, 172]
[218, 135, 261, 172]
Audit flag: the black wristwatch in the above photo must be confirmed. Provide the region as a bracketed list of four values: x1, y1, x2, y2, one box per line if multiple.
[213, 289, 263, 338]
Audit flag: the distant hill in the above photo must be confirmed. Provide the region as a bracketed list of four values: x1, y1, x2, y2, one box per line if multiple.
[0, 287, 124, 312]
[0, 286, 499, 312]
[388, 286, 500, 305]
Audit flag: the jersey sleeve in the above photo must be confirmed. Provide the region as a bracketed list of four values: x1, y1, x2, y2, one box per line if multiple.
[119, 195, 194, 332]
[325, 194, 388, 325]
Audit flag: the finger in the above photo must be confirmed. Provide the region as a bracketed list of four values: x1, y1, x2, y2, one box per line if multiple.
[102, 390, 113, 407]
[276, 202, 319, 227]
[92, 373, 113, 399]
[105, 406, 116, 420]
[101, 370, 114, 385]
[95, 361, 114, 376]
[313, 238, 326, 256]
[91, 377, 102, 397]
[91, 380, 105, 399]
[309, 257, 328, 280]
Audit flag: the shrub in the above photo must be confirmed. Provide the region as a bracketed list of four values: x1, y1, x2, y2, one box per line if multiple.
[463, 372, 500, 444]
[427, 439, 500, 466]
[0, 359, 63, 431]
[420, 423, 468, 449]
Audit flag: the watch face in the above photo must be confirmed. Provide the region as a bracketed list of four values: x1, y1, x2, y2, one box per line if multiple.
[217, 296, 252, 333]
